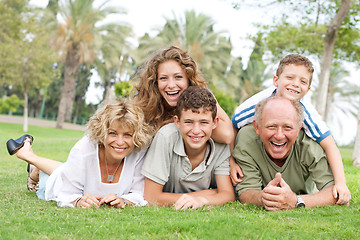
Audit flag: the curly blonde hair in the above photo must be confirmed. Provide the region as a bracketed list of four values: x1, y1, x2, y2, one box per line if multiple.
[133, 46, 207, 130]
[86, 99, 155, 150]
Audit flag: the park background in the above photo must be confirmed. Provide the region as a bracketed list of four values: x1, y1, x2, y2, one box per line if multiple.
[1, 0, 360, 238]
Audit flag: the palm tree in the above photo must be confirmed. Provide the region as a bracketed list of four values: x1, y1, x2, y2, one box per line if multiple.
[311, 64, 358, 138]
[136, 10, 232, 89]
[94, 23, 133, 106]
[44, 0, 130, 128]
[223, 33, 270, 104]
[324, 66, 358, 124]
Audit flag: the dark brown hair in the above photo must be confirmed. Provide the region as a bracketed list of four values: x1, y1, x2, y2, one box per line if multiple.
[175, 86, 217, 119]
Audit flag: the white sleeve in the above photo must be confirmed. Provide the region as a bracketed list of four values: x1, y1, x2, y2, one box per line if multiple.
[232, 87, 276, 129]
[120, 149, 148, 206]
[300, 98, 331, 143]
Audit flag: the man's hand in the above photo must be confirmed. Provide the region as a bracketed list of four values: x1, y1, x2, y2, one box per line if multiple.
[174, 194, 208, 210]
[261, 173, 297, 211]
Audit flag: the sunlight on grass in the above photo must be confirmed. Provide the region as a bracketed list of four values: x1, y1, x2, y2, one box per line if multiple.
[1, 122, 360, 239]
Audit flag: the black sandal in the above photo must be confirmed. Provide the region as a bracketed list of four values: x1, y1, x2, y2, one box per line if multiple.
[6, 134, 34, 155]
[27, 164, 39, 192]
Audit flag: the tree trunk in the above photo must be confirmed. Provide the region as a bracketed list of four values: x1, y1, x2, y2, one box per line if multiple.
[23, 91, 28, 132]
[315, 0, 351, 116]
[353, 87, 360, 167]
[324, 82, 332, 123]
[56, 49, 81, 129]
[102, 83, 115, 106]
[72, 95, 82, 124]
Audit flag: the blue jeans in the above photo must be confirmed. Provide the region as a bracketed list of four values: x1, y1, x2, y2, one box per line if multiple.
[36, 171, 50, 200]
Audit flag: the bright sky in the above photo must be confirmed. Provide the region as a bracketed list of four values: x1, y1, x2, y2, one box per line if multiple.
[29, 0, 358, 145]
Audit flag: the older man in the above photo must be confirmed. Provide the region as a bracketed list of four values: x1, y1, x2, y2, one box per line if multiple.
[233, 96, 340, 211]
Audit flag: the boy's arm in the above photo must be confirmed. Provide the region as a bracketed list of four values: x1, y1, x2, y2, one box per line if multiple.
[320, 135, 351, 205]
[211, 103, 235, 145]
[174, 174, 235, 210]
[144, 177, 184, 206]
[229, 126, 243, 184]
[145, 175, 235, 208]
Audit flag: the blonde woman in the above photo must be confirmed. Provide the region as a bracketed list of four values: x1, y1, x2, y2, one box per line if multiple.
[7, 99, 154, 208]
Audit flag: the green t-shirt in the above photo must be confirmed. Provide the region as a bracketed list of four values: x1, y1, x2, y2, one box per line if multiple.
[233, 125, 334, 196]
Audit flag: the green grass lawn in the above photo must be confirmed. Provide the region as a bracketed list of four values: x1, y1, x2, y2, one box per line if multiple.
[1, 122, 360, 239]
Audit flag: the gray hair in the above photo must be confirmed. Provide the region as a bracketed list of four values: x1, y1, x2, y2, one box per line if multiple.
[254, 96, 304, 127]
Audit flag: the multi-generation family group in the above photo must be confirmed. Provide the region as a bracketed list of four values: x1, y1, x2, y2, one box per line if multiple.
[6, 46, 351, 211]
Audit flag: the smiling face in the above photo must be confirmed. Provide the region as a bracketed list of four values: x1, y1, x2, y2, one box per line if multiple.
[253, 98, 301, 162]
[273, 64, 311, 101]
[103, 120, 135, 163]
[157, 60, 190, 107]
[174, 108, 218, 155]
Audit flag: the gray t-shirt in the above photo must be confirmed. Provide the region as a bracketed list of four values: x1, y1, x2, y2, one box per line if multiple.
[142, 123, 230, 193]
[233, 125, 334, 196]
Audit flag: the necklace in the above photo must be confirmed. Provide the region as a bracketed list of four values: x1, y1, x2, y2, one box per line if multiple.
[104, 156, 123, 182]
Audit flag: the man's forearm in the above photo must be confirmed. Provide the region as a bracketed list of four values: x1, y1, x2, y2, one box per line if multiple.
[302, 185, 337, 208]
[239, 189, 263, 206]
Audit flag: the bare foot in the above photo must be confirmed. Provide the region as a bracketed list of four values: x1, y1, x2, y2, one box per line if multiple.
[16, 141, 36, 162]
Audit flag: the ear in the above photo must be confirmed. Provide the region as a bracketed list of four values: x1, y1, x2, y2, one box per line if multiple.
[174, 115, 180, 128]
[296, 123, 303, 135]
[273, 75, 279, 87]
[253, 120, 260, 136]
[212, 116, 219, 130]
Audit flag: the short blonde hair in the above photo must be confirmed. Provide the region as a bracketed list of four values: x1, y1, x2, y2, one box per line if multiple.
[86, 99, 154, 150]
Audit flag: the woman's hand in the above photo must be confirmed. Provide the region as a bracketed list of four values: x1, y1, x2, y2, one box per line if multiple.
[99, 193, 128, 209]
[74, 193, 101, 208]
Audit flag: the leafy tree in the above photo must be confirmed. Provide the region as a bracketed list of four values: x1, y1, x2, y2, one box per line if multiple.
[114, 80, 133, 98]
[211, 87, 237, 118]
[0, 0, 58, 132]
[223, 33, 270, 104]
[250, 0, 354, 115]
[42, 0, 130, 128]
[0, 94, 23, 114]
[234, 0, 360, 165]
[43, 63, 64, 120]
[315, 0, 351, 116]
[73, 64, 92, 124]
[311, 63, 358, 138]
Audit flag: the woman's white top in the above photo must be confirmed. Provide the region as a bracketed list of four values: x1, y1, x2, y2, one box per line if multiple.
[45, 136, 148, 207]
